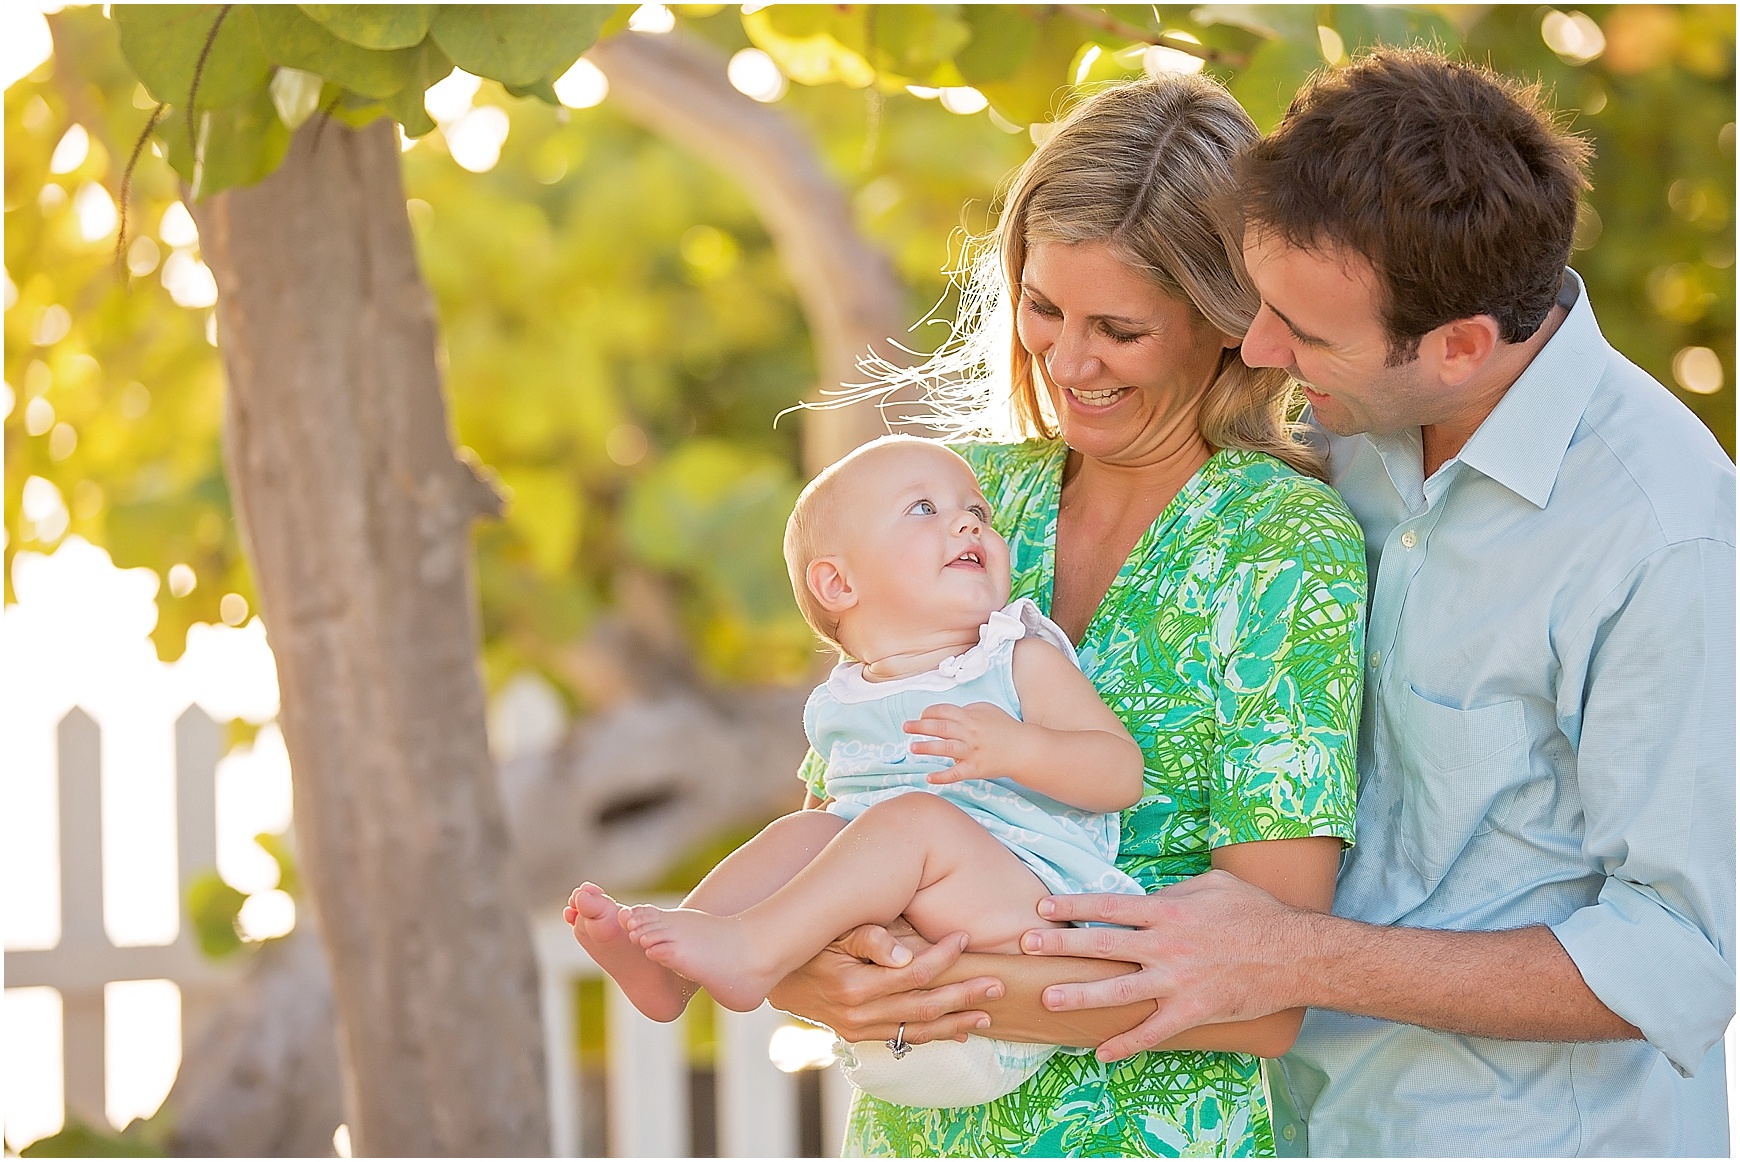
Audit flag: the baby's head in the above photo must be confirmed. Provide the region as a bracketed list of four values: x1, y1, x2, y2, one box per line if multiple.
[784, 436, 1011, 661]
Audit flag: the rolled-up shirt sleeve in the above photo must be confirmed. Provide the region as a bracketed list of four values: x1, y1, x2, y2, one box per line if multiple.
[1549, 537, 1736, 1076]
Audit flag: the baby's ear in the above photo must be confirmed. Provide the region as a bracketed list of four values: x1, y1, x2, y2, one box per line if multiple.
[807, 557, 857, 614]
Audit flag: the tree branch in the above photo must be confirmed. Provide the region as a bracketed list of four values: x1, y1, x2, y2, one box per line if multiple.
[1058, 5, 1248, 69]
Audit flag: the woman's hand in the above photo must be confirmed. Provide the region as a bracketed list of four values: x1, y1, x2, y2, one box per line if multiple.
[766, 922, 1007, 1045]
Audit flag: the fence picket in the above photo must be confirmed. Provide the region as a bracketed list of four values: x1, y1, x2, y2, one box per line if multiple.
[16, 708, 848, 1154]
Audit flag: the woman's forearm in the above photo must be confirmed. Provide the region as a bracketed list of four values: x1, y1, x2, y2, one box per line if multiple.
[945, 951, 1304, 1057]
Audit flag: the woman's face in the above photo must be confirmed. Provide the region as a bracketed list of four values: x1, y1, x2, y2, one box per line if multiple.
[1017, 240, 1240, 466]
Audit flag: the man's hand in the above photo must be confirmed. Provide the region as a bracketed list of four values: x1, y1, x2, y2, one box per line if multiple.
[905, 702, 1025, 784]
[767, 923, 1006, 1045]
[1020, 870, 1308, 1061]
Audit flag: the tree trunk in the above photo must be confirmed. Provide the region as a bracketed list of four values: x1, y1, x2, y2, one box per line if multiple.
[589, 31, 916, 475]
[192, 118, 549, 1156]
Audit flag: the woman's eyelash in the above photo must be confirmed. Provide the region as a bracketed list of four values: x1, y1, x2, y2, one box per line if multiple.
[1025, 296, 1142, 343]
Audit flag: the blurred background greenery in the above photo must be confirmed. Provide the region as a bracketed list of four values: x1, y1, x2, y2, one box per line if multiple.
[6, 4, 1733, 712]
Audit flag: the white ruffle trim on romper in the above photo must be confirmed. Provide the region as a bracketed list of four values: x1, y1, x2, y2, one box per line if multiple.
[824, 598, 1078, 705]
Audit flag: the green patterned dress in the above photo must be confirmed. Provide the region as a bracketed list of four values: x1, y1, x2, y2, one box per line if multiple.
[799, 440, 1367, 1157]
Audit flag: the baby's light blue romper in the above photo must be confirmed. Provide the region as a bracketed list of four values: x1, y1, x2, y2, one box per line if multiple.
[807, 598, 1144, 1108]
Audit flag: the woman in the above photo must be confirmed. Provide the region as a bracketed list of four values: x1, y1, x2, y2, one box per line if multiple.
[770, 74, 1367, 1156]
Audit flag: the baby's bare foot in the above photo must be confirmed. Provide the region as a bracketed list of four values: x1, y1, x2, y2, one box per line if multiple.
[566, 884, 690, 1022]
[622, 905, 781, 1013]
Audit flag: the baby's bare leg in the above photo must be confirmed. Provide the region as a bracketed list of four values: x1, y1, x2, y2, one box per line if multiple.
[684, 810, 848, 914]
[623, 793, 1064, 1012]
[567, 810, 845, 1022]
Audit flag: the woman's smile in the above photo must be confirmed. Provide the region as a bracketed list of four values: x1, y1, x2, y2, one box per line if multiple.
[1064, 383, 1135, 410]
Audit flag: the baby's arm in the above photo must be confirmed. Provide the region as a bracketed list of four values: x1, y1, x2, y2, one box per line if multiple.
[906, 638, 1144, 813]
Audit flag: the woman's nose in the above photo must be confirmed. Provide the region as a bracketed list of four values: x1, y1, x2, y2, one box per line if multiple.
[1045, 326, 1102, 387]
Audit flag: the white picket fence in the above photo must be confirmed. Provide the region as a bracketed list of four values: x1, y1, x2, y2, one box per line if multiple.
[7, 705, 853, 1155]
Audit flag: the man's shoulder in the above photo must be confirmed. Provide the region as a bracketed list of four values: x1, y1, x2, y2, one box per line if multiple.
[1570, 350, 1735, 550]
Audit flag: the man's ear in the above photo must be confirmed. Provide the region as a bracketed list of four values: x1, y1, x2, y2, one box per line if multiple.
[806, 557, 858, 614]
[1426, 315, 1501, 386]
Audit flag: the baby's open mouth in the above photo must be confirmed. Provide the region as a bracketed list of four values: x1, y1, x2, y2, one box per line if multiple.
[949, 550, 984, 568]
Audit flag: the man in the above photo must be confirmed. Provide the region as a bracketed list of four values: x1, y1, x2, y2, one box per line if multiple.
[1025, 48, 1734, 1155]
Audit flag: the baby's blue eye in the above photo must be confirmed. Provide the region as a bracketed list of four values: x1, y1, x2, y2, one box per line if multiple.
[908, 499, 937, 516]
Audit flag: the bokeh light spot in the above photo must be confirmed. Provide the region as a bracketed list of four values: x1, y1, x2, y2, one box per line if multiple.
[220, 593, 249, 626]
[1673, 346, 1725, 395]
[554, 58, 608, 109]
[728, 48, 787, 103]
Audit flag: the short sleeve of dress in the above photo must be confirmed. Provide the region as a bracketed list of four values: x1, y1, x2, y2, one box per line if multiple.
[1209, 477, 1366, 847]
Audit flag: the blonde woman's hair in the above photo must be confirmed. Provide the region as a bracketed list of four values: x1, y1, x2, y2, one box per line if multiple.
[857, 73, 1326, 480]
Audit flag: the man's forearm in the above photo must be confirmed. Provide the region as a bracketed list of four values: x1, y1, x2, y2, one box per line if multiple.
[1300, 915, 1642, 1042]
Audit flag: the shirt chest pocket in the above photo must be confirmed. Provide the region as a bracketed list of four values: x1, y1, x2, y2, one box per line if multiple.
[1394, 684, 1531, 885]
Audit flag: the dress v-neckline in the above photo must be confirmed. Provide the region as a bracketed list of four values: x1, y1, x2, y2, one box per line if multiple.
[1039, 444, 1228, 647]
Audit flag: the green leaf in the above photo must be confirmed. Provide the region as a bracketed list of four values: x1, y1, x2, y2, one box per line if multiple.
[382, 35, 453, 135]
[114, 4, 272, 109]
[187, 869, 247, 960]
[955, 6, 1041, 87]
[297, 3, 435, 50]
[871, 5, 972, 82]
[1193, 4, 1319, 43]
[327, 89, 392, 130]
[159, 84, 293, 197]
[19, 1115, 165, 1158]
[504, 77, 561, 105]
[429, 5, 612, 87]
[253, 5, 421, 99]
[386, 84, 437, 137]
[1328, 5, 1460, 55]
[269, 66, 324, 129]
[974, 12, 1085, 125]
[743, 5, 875, 87]
[1229, 36, 1326, 133]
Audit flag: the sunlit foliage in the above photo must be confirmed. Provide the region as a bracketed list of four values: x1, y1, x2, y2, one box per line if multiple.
[4, 4, 1732, 706]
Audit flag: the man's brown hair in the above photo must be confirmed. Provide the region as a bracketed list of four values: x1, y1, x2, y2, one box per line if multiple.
[1239, 47, 1592, 361]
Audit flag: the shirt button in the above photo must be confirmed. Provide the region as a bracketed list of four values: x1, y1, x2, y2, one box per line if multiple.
[1369, 650, 1381, 670]
[1282, 1125, 1298, 1141]
[1400, 530, 1418, 549]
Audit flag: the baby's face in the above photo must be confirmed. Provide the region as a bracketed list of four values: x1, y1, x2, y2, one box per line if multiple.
[832, 444, 1012, 638]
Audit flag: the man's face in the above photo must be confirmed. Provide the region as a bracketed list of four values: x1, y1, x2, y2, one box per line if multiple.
[1240, 230, 1441, 437]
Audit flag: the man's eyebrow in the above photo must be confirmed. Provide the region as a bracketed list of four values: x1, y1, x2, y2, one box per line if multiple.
[1268, 303, 1329, 347]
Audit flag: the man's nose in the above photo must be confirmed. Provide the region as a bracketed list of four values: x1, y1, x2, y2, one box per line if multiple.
[1241, 306, 1289, 370]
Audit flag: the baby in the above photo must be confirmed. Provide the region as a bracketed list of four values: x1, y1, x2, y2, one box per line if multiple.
[566, 435, 1145, 1106]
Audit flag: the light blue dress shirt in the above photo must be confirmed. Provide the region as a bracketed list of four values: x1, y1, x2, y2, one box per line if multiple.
[1272, 272, 1736, 1157]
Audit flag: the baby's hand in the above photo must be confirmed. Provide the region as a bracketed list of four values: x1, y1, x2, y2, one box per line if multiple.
[905, 702, 1025, 783]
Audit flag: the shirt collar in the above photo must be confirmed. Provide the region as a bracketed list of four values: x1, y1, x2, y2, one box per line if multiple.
[1450, 269, 1608, 510]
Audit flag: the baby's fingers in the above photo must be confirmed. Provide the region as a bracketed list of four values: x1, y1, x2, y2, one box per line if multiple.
[909, 737, 968, 761]
[904, 714, 962, 740]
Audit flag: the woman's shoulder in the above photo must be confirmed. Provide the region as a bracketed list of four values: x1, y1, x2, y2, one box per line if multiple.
[1208, 448, 1364, 562]
[949, 437, 1061, 482]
